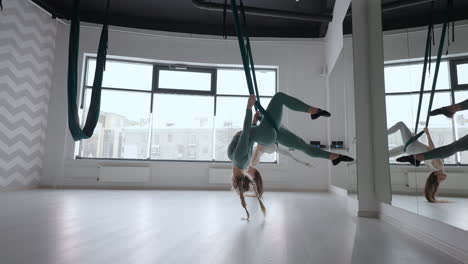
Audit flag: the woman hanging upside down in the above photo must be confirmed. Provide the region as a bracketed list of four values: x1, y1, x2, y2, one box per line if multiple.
[388, 122, 446, 202]
[228, 92, 354, 219]
[398, 100, 468, 201]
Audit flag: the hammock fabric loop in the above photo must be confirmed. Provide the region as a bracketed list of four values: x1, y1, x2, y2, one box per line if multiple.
[67, 0, 109, 141]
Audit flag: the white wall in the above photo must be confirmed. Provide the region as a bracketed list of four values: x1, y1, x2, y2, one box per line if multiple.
[325, 0, 351, 74]
[41, 23, 332, 190]
[324, 0, 354, 191]
[384, 23, 468, 62]
[329, 38, 357, 191]
[0, 0, 57, 190]
[331, 21, 468, 194]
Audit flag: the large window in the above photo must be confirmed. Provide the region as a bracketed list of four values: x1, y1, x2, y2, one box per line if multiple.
[385, 57, 468, 165]
[78, 57, 277, 162]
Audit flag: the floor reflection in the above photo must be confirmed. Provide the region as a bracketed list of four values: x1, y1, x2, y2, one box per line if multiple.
[392, 194, 468, 231]
[350, 218, 460, 264]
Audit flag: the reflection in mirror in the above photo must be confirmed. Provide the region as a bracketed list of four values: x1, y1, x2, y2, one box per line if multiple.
[385, 14, 468, 231]
[385, 26, 420, 213]
[329, 36, 357, 199]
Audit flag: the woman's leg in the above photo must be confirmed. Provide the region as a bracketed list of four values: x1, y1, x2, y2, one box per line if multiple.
[389, 146, 405, 157]
[276, 127, 332, 160]
[458, 99, 468, 111]
[430, 99, 468, 118]
[422, 134, 468, 160]
[276, 146, 313, 167]
[387, 121, 428, 154]
[261, 92, 317, 127]
[387, 122, 410, 157]
[387, 121, 412, 143]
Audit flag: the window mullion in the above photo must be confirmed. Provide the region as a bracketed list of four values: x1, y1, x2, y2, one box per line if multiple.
[212, 95, 217, 162]
[78, 57, 277, 162]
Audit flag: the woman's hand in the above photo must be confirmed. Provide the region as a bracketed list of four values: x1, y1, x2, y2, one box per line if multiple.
[247, 95, 256, 109]
[252, 111, 261, 124]
[424, 128, 429, 134]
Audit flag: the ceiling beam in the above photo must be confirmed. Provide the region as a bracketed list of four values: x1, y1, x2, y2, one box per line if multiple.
[192, 0, 333, 22]
[346, 0, 438, 17]
[382, 0, 435, 12]
[319, 0, 336, 37]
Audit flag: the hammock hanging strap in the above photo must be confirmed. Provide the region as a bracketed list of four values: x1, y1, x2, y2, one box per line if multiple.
[230, 0, 279, 132]
[404, 21, 448, 152]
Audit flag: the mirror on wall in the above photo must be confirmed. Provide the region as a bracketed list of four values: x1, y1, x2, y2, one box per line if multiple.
[415, 21, 468, 231]
[384, 26, 420, 213]
[329, 36, 357, 198]
[384, 13, 468, 231]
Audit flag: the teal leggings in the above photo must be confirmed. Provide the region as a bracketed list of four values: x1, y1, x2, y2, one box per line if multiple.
[255, 92, 332, 159]
[424, 134, 468, 160]
[458, 99, 468, 110]
[422, 98, 468, 160]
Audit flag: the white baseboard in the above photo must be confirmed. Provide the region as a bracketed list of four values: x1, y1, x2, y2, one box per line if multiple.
[358, 211, 379, 218]
[347, 195, 359, 216]
[329, 185, 348, 197]
[380, 203, 468, 264]
[0, 184, 39, 191]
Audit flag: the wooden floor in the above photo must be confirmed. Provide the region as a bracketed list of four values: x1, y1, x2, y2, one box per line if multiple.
[0, 190, 461, 264]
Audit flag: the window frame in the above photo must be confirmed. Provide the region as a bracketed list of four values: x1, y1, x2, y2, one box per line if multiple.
[385, 56, 468, 166]
[77, 56, 278, 163]
[449, 57, 468, 91]
[153, 65, 217, 96]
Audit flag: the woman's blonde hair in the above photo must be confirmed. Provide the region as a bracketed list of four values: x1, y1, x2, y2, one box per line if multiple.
[424, 171, 440, 203]
[232, 168, 266, 220]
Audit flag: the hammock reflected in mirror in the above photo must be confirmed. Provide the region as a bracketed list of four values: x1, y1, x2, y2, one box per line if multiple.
[384, 3, 468, 231]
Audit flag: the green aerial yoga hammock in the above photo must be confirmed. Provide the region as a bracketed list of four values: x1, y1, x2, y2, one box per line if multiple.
[404, 21, 449, 152]
[404, 0, 456, 152]
[229, 0, 279, 133]
[67, 0, 110, 141]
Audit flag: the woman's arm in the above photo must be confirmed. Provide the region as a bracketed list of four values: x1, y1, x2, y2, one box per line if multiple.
[250, 145, 264, 167]
[234, 95, 256, 158]
[252, 111, 261, 126]
[242, 95, 256, 131]
[424, 128, 435, 150]
[276, 146, 313, 167]
[424, 128, 445, 168]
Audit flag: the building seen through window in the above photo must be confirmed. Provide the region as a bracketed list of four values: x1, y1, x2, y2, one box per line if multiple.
[385, 58, 468, 164]
[79, 58, 277, 162]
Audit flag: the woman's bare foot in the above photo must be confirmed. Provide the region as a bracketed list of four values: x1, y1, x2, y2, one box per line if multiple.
[430, 105, 460, 118]
[329, 153, 340, 160]
[308, 107, 319, 115]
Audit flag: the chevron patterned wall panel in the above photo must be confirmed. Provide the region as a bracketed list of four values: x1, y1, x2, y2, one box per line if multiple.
[0, 0, 57, 189]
